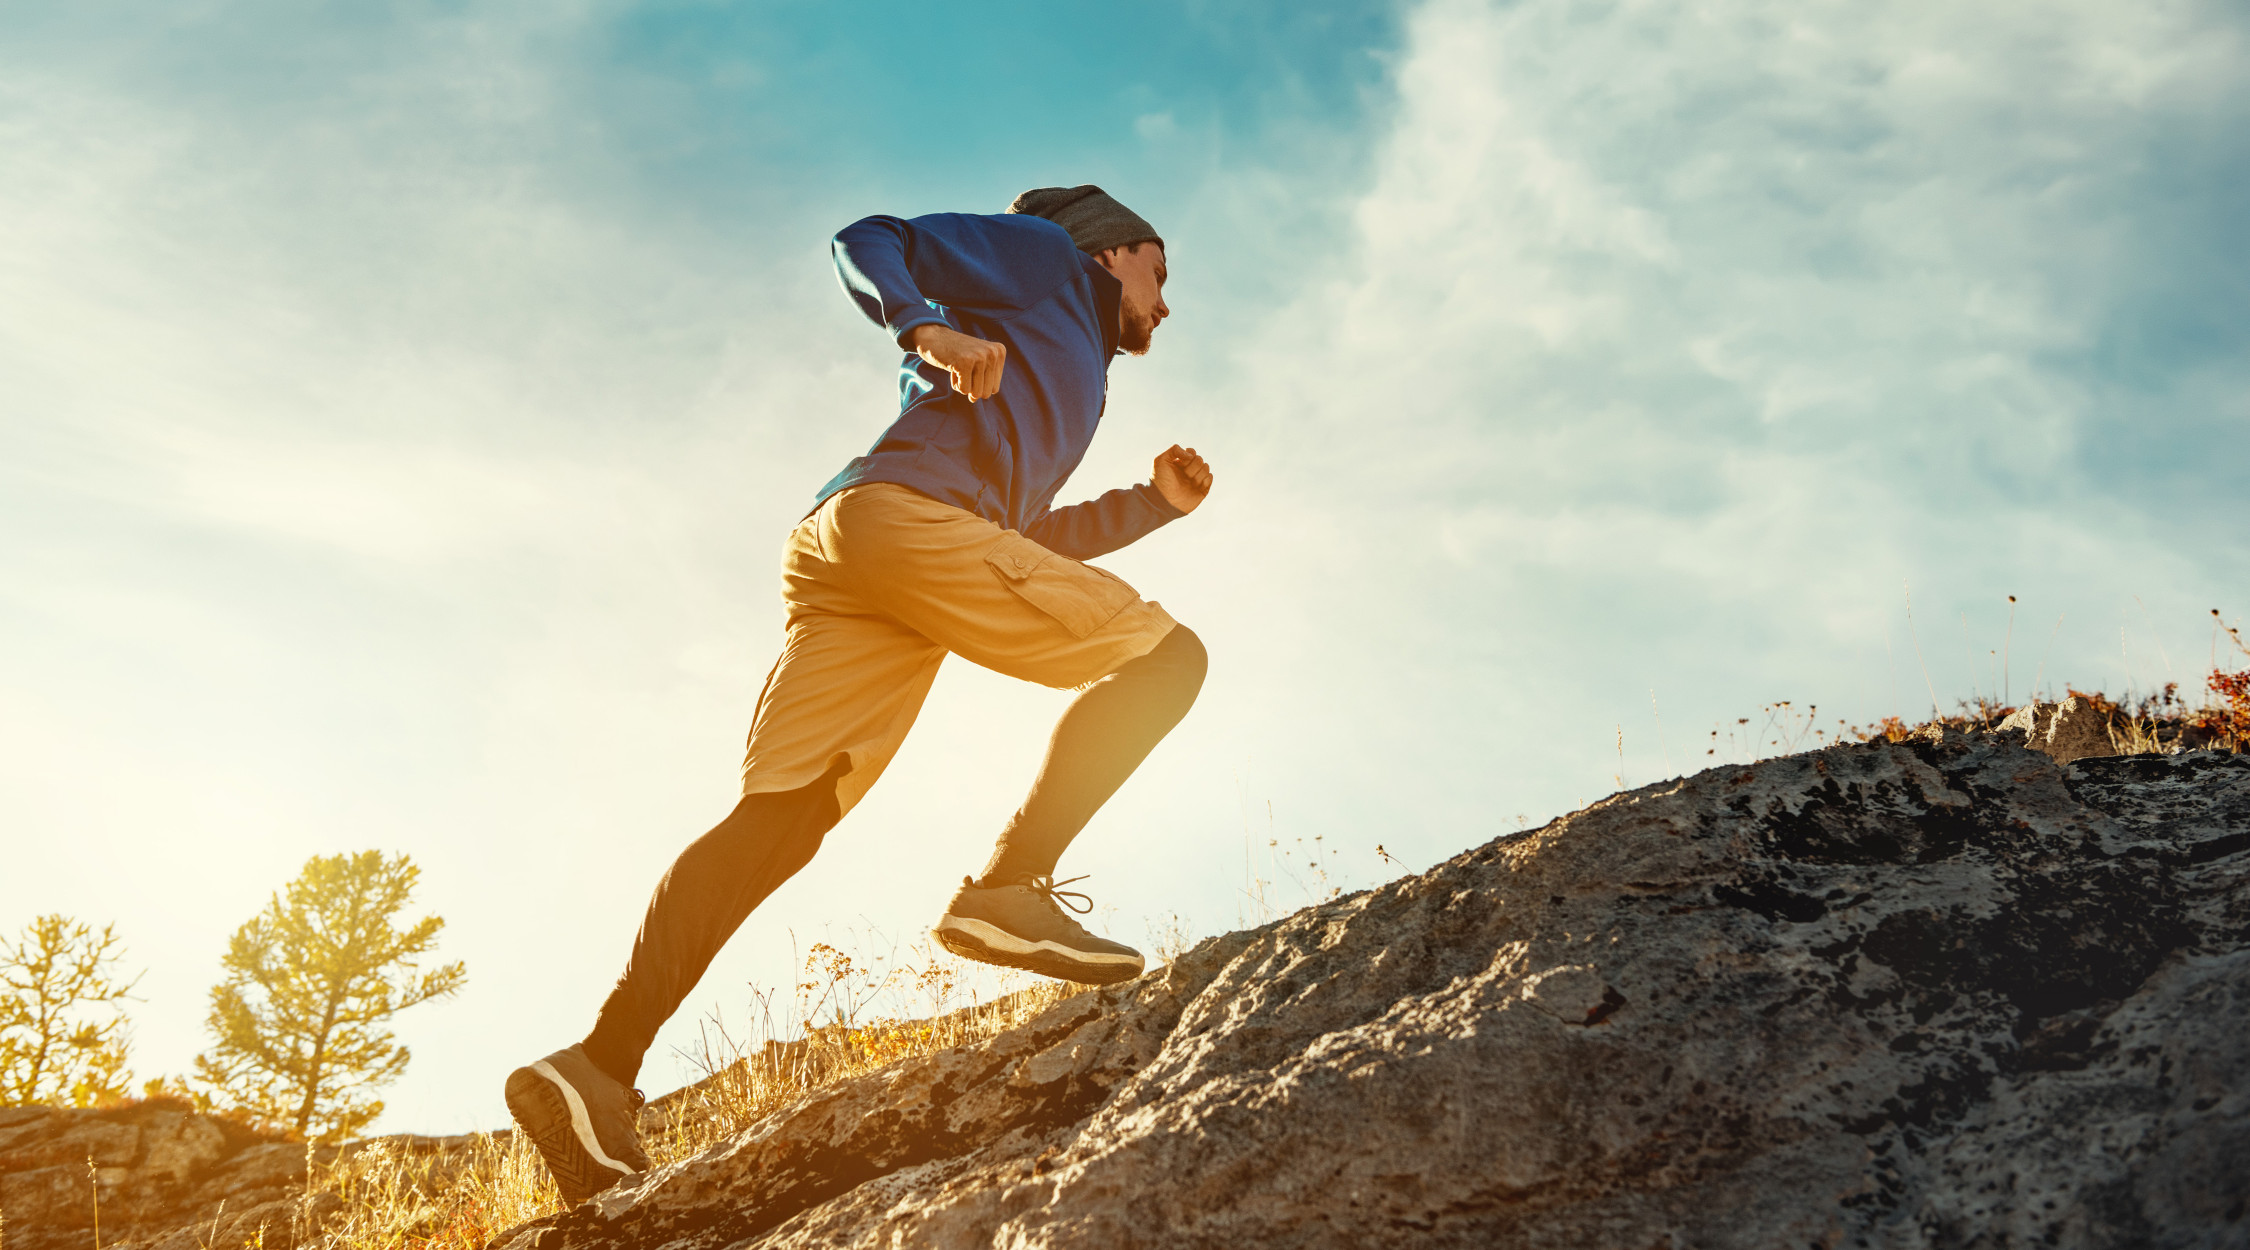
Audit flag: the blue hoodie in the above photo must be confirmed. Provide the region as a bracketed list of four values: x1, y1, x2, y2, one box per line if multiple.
[817, 211, 1181, 560]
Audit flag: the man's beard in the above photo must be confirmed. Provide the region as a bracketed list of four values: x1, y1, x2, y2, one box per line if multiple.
[1119, 305, 1157, 355]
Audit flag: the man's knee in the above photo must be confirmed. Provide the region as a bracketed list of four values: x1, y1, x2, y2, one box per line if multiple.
[1128, 623, 1206, 702]
[725, 755, 851, 864]
[1162, 623, 1208, 686]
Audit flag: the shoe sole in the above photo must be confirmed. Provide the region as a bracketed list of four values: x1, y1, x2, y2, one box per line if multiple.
[504, 1061, 634, 1206]
[932, 914, 1144, 985]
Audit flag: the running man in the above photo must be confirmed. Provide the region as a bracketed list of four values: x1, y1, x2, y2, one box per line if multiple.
[504, 185, 1212, 1204]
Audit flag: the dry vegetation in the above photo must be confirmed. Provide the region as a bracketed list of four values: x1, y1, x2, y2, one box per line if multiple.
[1704, 680, 2246, 764]
[1703, 608, 2250, 762]
[285, 939, 1105, 1250]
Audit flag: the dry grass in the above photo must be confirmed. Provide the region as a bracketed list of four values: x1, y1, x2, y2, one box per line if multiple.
[639, 938, 1092, 1166]
[312, 1132, 553, 1250]
[1694, 609, 2250, 765]
[282, 938, 1102, 1250]
[1700, 679, 2247, 769]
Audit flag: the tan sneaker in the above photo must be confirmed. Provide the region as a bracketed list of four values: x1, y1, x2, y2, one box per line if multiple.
[504, 1044, 651, 1206]
[933, 874, 1145, 985]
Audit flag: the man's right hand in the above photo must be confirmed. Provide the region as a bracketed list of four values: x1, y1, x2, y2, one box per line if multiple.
[903, 324, 1007, 403]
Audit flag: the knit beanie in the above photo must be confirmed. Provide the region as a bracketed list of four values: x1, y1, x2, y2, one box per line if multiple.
[1006, 185, 1163, 255]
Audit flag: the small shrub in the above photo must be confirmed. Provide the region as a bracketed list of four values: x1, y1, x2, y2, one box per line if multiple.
[2194, 610, 2250, 750]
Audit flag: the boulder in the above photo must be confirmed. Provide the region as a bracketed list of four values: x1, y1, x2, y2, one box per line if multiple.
[0, 1103, 304, 1250]
[0, 1102, 422, 1250]
[2045, 694, 2120, 764]
[1998, 695, 2118, 765]
[490, 733, 2250, 1250]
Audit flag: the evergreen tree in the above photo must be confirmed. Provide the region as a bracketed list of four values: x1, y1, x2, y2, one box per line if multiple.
[0, 915, 139, 1106]
[195, 851, 465, 1141]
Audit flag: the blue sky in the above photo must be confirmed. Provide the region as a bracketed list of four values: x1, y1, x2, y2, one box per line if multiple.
[4, 0, 2246, 1134]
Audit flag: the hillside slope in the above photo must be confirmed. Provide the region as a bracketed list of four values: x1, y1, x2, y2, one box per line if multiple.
[488, 730, 2250, 1249]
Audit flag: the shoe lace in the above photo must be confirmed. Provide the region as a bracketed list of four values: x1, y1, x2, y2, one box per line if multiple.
[1018, 874, 1094, 915]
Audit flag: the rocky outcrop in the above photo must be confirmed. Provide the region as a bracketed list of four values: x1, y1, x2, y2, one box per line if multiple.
[492, 732, 2250, 1249]
[1998, 695, 2120, 765]
[0, 1102, 473, 1250]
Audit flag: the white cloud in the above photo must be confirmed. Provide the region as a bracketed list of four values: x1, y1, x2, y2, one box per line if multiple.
[1092, 0, 2250, 882]
[1210, 0, 2245, 614]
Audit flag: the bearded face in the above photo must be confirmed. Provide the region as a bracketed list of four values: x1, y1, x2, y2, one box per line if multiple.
[1100, 242, 1168, 357]
[1119, 298, 1160, 355]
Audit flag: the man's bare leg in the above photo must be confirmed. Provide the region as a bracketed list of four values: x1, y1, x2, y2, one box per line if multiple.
[979, 624, 1208, 884]
[935, 624, 1207, 980]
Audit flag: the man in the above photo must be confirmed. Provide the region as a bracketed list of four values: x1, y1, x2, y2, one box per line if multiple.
[504, 185, 1212, 1205]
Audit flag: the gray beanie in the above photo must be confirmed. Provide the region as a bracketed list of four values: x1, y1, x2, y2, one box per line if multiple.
[1007, 184, 1163, 255]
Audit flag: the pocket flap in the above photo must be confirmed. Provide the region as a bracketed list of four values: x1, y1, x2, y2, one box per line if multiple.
[985, 534, 1140, 639]
[985, 533, 1052, 582]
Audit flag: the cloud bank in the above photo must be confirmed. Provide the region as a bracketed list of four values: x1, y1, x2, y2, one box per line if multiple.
[1155, 0, 2250, 825]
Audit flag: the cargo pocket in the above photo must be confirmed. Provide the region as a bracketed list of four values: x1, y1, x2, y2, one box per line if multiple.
[985, 533, 1140, 638]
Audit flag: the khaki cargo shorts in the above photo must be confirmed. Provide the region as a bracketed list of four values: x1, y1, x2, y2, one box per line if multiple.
[739, 482, 1178, 817]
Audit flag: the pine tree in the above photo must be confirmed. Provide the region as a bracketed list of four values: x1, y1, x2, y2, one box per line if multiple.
[0, 915, 139, 1106]
[195, 851, 466, 1141]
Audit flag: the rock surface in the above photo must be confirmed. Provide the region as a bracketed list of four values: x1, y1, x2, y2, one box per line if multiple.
[492, 733, 2250, 1250]
[1998, 695, 2120, 765]
[0, 1101, 475, 1250]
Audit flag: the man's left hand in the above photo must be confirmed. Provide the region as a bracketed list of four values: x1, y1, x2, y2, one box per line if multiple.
[1153, 445, 1213, 515]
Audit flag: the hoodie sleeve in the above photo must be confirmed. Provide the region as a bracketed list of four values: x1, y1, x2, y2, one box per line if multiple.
[831, 212, 1086, 346]
[1020, 483, 1185, 561]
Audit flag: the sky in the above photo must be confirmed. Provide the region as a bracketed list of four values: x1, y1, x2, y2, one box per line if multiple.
[3, 0, 2245, 1136]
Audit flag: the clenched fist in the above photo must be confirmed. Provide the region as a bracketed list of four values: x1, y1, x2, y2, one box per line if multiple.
[1152, 444, 1213, 515]
[903, 323, 1007, 403]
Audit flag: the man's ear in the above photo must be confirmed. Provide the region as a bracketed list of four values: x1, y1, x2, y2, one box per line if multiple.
[1092, 246, 1120, 271]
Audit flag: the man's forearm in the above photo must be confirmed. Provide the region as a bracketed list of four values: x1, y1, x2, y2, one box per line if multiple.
[1022, 485, 1184, 561]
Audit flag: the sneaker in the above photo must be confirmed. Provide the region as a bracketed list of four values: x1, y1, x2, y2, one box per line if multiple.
[933, 874, 1146, 985]
[504, 1044, 651, 1206]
